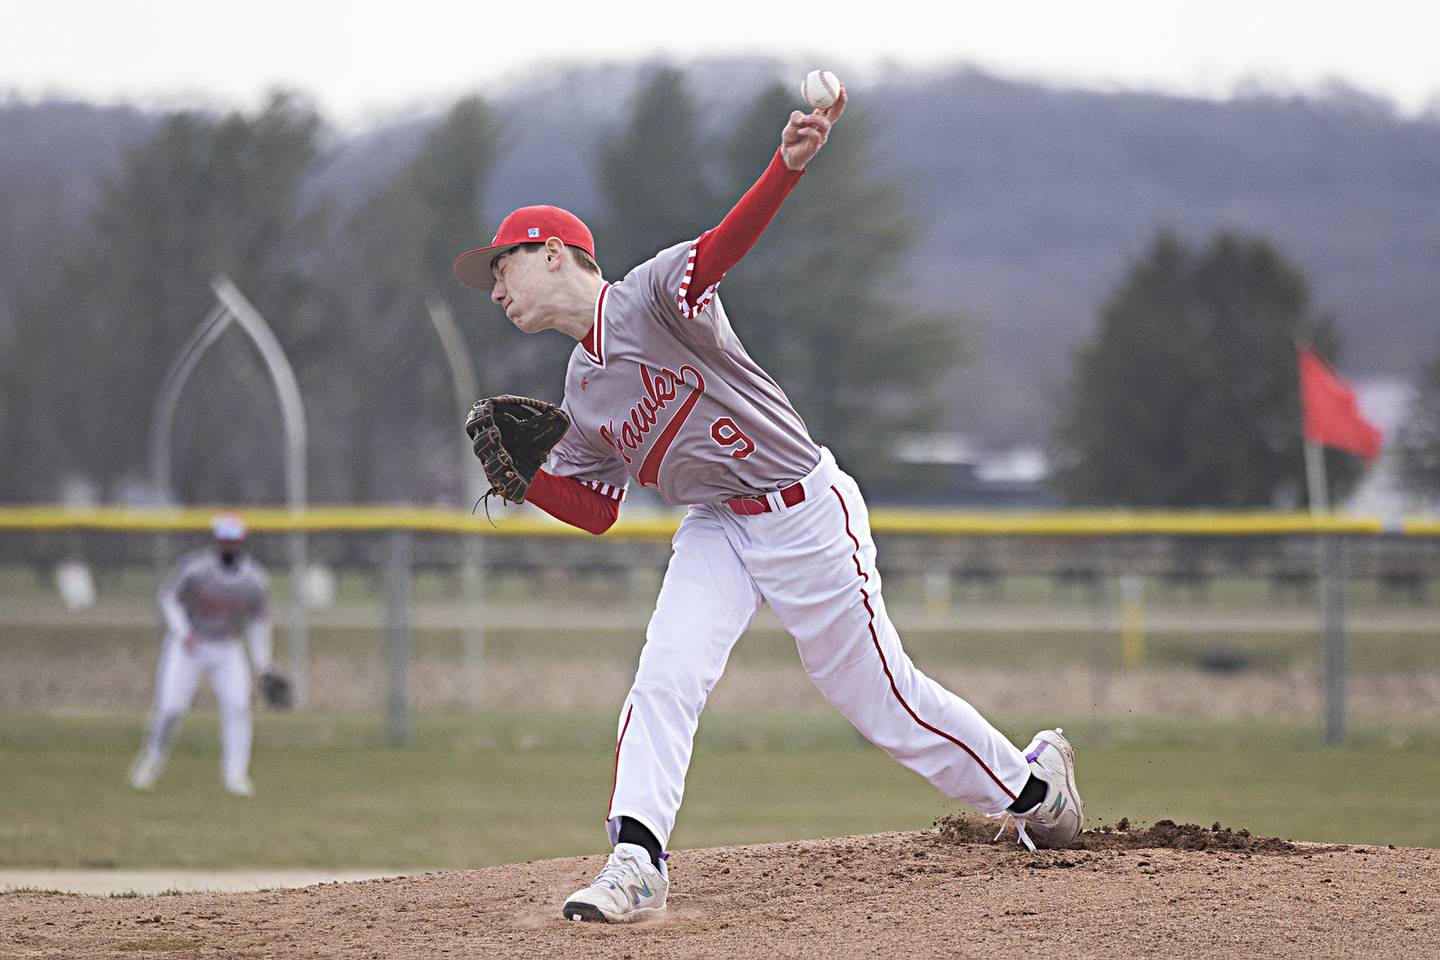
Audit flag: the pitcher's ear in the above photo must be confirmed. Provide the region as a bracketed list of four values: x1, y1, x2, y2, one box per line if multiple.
[544, 236, 566, 268]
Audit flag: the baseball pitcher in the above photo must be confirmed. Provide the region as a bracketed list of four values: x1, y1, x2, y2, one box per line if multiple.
[453, 83, 1083, 923]
[129, 515, 290, 796]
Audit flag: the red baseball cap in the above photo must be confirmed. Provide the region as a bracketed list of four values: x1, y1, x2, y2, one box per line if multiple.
[452, 205, 596, 290]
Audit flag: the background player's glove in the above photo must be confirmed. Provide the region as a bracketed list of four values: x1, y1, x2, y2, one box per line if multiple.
[260, 670, 293, 710]
[464, 395, 571, 504]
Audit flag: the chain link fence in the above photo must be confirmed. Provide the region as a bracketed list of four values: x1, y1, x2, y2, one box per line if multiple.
[3, 508, 1438, 744]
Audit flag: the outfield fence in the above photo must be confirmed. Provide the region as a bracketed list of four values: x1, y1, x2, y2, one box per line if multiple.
[2, 505, 1438, 745]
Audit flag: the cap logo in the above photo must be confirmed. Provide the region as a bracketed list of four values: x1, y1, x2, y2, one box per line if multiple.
[527, 227, 540, 238]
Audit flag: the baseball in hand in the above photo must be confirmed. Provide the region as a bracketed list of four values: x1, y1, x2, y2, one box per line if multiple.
[801, 69, 842, 109]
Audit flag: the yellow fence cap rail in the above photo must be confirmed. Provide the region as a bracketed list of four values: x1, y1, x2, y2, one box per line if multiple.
[867, 509, 1393, 536]
[0, 505, 677, 538]
[0, 504, 1434, 537]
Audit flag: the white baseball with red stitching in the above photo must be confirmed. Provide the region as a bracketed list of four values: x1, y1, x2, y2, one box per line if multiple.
[801, 69, 841, 109]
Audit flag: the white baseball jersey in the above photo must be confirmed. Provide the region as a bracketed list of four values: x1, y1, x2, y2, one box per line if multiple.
[548, 240, 821, 505]
[160, 551, 269, 642]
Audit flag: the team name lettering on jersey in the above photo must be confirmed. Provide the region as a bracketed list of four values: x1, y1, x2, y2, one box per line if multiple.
[598, 363, 706, 487]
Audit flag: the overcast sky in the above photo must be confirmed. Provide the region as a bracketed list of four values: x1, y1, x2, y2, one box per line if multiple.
[3, 0, 1436, 125]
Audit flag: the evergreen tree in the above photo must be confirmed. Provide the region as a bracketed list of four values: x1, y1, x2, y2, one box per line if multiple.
[58, 92, 329, 503]
[1056, 229, 1355, 506]
[595, 67, 721, 277]
[318, 97, 508, 502]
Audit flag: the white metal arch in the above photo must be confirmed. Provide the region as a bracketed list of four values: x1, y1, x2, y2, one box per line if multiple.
[147, 275, 309, 706]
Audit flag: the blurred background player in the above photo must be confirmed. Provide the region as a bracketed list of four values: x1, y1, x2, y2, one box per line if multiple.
[129, 515, 278, 796]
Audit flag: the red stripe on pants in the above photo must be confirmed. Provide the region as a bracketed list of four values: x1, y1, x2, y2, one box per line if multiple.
[606, 703, 635, 820]
[829, 484, 1017, 802]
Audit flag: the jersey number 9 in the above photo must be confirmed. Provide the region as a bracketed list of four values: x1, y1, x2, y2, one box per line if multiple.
[710, 417, 756, 460]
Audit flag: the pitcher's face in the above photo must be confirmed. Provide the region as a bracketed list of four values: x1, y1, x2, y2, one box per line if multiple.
[490, 246, 554, 334]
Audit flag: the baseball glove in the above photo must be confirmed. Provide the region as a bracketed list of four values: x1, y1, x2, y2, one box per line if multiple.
[464, 395, 571, 504]
[260, 671, 293, 710]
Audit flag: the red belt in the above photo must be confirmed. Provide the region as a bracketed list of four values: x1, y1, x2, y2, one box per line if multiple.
[723, 483, 806, 516]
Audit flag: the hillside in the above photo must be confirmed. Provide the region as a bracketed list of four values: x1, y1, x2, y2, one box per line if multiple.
[3, 63, 1437, 448]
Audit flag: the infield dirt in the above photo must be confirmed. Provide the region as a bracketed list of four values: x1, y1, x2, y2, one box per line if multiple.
[3, 819, 1436, 959]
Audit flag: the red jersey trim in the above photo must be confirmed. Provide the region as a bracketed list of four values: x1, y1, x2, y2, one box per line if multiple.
[581, 479, 627, 502]
[675, 239, 721, 320]
[580, 283, 610, 367]
[606, 702, 635, 820]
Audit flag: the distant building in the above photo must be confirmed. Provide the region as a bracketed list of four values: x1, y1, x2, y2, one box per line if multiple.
[1349, 378, 1432, 515]
[884, 434, 1055, 507]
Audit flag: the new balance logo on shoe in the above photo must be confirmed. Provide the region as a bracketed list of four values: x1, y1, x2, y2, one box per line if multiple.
[562, 843, 669, 923]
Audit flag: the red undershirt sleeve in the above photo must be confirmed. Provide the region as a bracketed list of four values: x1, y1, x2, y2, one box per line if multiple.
[684, 148, 803, 310]
[525, 469, 620, 536]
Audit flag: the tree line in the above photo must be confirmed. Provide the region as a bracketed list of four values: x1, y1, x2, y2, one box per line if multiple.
[0, 74, 961, 507]
[1, 69, 1437, 509]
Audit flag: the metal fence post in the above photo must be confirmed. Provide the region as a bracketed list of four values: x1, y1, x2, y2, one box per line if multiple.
[1118, 572, 1146, 670]
[1090, 570, 1115, 745]
[1321, 533, 1347, 746]
[287, 529, 308, 707]
[385, 528, 413, 746]
[460, 534, 486, 707]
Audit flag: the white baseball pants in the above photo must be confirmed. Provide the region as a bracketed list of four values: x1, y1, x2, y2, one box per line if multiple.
[142, 635, 253, 783]
[606, 449, 1031, 849]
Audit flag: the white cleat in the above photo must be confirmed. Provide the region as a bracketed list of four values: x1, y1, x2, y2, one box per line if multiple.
[561, 843, 668, 923]
[129, 751, 162, 792]
[998, 728, 1084, 850]
[224, 776, 255, 797]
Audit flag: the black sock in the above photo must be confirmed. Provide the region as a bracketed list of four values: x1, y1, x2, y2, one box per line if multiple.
[617, 817, 664, 869]
[1007, 774, 1048, 814]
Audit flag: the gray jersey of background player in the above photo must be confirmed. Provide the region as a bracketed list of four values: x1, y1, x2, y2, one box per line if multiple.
[161, 549, 272, 654]
[130, 516, 275, 796]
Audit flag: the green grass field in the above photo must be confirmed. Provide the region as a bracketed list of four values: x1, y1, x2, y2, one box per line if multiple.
[3, 709, 1438, 870]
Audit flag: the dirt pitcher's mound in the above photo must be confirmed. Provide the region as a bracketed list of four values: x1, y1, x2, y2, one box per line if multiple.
[3, 826, 1437, 959]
